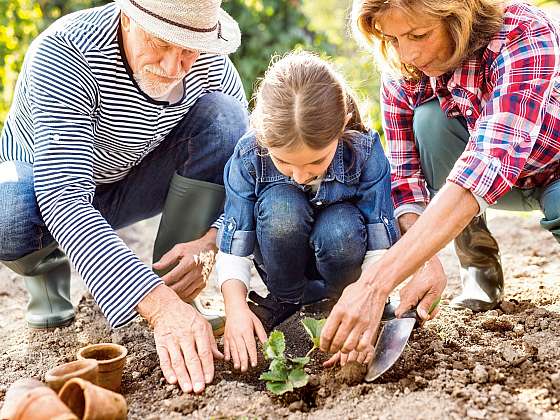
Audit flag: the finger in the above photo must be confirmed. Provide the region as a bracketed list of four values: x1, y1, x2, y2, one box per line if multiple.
[170, 275, 203, 301]
[417, 292, 440, 321]
[180, 338, 205, 393]
[395, 290, 419, 318]
[163, 258, 197, 286]
[364, 349, 374, 365]
[356, 351, 367, 364]
[193, 324, 216, 384]
[229, 337, 240, 370]
[252, 315, 268, 344]
[340, 326, 364, 354]
[153, 246, 181, 269]
[340, 351, 349, 366]
[244, 329, 259, 368]
[332, 318, 364, 353]
[211, 335, 224, 360]
[320, 311, 343, 352]
[234, 335, 249, 372]
[224, 337, 231, 361]
[168, 340, 193, 393]
[155, 342, 177, 385]
[323, 352, 340, 368]
[356, 326, 376, 353]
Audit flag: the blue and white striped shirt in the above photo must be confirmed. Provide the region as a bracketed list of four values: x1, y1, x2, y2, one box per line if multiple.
[0, 3, 246, 327]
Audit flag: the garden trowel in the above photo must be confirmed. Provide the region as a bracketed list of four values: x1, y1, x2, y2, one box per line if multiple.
[366, 298, 440, 382]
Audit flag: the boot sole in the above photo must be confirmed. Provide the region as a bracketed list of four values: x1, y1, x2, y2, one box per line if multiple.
[449, 298, 501, 313]
[27, 314, 75, 329]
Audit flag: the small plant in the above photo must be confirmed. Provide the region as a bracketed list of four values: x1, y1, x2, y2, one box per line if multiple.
[259, 317, 326, 395]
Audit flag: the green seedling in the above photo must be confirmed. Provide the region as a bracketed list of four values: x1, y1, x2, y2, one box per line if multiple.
[259, 317, 326, 395]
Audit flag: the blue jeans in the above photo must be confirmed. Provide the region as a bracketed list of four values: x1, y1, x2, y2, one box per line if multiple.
[413, 99, 560, 243]
[253, 183, 367, 304]
[0, 92, 248, 260]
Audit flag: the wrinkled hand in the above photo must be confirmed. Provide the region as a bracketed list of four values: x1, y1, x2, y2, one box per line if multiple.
[323, 344, 374, 368]
[138, 285, 223, 394]
[320, 279, 387, 355]
[153, 231, 217, 302]
[395, 256, 447, 322]
[223, 306, 267, 372]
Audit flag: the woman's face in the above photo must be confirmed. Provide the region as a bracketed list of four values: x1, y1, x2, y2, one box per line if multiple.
[377, 8, 454, 77]
[268, 140, 338, 185]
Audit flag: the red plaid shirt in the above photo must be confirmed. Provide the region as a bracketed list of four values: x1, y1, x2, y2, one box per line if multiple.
[382, 2, 560, 210]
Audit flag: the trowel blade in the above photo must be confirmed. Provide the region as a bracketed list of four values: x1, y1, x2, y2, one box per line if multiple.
[365, 317, 416, 382]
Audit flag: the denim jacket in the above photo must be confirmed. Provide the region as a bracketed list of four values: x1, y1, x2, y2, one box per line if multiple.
[218, 129, 400, 256]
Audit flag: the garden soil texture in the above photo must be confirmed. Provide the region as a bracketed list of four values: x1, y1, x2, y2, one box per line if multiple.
[1, 210, 559, 419]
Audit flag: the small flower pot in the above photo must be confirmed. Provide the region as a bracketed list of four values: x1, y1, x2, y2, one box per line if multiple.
[45, 359, 99, 393]
[1, 378, 77, 420]
[58, 377, 127, 420]
[76, 343, 127, 392]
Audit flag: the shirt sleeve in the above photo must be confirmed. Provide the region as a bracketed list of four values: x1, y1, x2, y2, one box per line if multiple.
[28, 34, 162, 328]
[447, 19, 560, 205]
[215, 251, 252, 291]
[382, 75, 432, 209]
[219, 56, 248, 108]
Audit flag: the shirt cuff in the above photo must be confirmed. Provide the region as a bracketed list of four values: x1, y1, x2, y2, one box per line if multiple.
[472, 192, 489, 216]
[394, 202, 426, 219]
[215, 251, 252, 291]
[211, 213, 224, 230]
[361, 249, 387, 272]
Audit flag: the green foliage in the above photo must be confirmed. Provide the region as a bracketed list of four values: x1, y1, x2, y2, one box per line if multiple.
[259, 318, 326, 395]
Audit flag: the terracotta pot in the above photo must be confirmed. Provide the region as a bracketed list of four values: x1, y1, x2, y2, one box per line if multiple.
[45, 359, 99, 393]
[1, 378, 77, 420]
[58, 378, 127, 420]
[76, 343, 127, 392]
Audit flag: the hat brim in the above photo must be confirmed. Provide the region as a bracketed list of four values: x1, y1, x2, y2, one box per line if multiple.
[115, 0, 241, 55]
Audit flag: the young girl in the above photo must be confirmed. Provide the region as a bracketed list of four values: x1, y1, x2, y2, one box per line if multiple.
[216, 51, 399, 371]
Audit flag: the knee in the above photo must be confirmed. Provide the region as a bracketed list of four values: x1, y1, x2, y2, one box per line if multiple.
[256, 185, 312, 240]
[413, 99, 454, 153]
[199, 92, 248, 140]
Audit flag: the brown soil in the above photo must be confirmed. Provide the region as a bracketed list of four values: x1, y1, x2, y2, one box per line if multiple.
[1, 211, 559, 419]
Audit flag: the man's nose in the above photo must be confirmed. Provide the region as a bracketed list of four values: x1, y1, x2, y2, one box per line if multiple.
[160, 48, 184, 78]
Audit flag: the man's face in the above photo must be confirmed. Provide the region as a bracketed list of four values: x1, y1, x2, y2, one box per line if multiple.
[377, 8, 454, 77]
[121, 13, 200, 98]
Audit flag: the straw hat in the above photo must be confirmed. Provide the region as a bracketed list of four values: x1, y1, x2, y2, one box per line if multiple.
[114, 0, 241, 54]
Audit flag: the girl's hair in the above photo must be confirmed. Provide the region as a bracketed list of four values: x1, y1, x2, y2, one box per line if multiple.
[251, 51, 367, 150]
[352, 0, 504, 79]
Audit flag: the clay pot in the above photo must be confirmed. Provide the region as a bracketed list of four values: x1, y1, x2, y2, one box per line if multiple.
[76, 343, 127, 392]
[0, 378, 77, 420]
[58, 378, 127, 420]
[45, 359, 99, 393]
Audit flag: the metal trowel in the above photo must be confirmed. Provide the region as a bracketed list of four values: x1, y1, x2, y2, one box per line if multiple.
[365, 298, 440, 382]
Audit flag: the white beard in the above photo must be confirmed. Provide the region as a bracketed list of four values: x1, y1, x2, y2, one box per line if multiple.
[134, 72, 185, 99]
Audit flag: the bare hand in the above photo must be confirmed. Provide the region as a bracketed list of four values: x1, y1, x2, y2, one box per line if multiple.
[320, 278, 387, 355]
[395, 256, 447, 322]
[137, 285, 223, 393]
[223, 306, 267, 372]
[323, 344, 374, 368]
[153, 230, 217, 302]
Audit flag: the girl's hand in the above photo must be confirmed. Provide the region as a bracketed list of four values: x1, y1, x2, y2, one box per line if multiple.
[323, 345, 374, 368]
[223, 307, 268, 372]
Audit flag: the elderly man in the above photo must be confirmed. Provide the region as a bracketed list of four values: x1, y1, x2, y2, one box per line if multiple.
[0, 0, 248, 394]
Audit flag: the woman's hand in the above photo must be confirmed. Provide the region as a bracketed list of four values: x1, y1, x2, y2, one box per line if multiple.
[223, 306, 267, 372]
[323, 344, 374, 367]
[395, 255, 446, 321]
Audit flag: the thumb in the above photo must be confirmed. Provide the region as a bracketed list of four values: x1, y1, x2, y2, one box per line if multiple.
[252, 315, 268, 344]
[417, 292, 440, 321]
[211, 337, 224, 360]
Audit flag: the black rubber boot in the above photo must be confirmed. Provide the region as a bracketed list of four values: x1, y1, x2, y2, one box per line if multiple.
[450, 215, 504, 312]
[153, 173, 226, 336]
[1, 243, 75, 329]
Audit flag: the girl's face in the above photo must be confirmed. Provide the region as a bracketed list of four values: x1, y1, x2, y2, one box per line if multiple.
[377, 8, 454, 77]
[268, 140, 338, 185]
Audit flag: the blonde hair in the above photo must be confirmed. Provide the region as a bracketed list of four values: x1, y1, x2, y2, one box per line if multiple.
[352, 0, 504, 79]
[251, 51, 367, 150]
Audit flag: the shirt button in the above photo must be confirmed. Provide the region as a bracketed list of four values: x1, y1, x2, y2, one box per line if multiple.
[53, 134, 60, 141]
[228, 223, 234, 231]
[382, 216, 389, 224]
[316, 201, 322, 206]
[465, 108, 473, 116]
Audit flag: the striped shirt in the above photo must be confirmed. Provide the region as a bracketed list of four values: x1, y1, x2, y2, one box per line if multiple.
[382, 2, 560, 212]
[0, 3, 246, 328]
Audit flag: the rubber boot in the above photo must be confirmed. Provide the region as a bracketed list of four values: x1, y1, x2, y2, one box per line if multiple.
[1, 243, 75, 329]
[153, 173, 226, 336]
[450, 215, 504, 312]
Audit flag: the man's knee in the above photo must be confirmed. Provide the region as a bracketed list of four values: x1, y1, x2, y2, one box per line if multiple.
[0, 162, 40, 260]
[196, 92, 248, 145]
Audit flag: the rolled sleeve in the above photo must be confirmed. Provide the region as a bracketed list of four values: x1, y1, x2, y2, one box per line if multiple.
[215, 251, 252, 291]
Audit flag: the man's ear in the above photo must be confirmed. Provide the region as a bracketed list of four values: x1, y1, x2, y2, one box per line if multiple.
[120, 12, 131, 32]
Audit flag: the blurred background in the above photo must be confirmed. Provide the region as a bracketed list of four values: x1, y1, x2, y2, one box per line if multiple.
[0, 0, 559, 137]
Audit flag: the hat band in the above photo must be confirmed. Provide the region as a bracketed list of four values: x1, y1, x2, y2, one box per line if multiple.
[129, 0, 219, 33]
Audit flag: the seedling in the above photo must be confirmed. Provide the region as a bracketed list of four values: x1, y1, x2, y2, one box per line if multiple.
[259, 317, 326, 395]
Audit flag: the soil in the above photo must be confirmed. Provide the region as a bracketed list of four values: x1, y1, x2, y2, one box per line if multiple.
[1, 210, 559, 419]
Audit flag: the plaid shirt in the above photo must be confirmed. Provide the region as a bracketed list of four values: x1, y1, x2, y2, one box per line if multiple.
[382, 2, 560, 211]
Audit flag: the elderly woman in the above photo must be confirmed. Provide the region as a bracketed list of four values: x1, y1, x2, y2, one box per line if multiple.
[320, 0, 560, 356]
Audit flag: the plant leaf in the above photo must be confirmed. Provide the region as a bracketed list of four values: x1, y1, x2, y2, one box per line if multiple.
[260, 370, 287, 382]
[266, 380, 294, 395]
[263, 330, 285, 360]
[288, 367, 309, 388]
[290, 356, 310, 367]
[301, 317, 326, 347]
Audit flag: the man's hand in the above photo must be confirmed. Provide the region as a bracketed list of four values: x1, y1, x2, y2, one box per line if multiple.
[323, 344, 374, 368]
[395, 255, 446, 322]
[320, 275, 388, 355]
[153, 229, 217, 302]
[136, 284, 223, 393]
